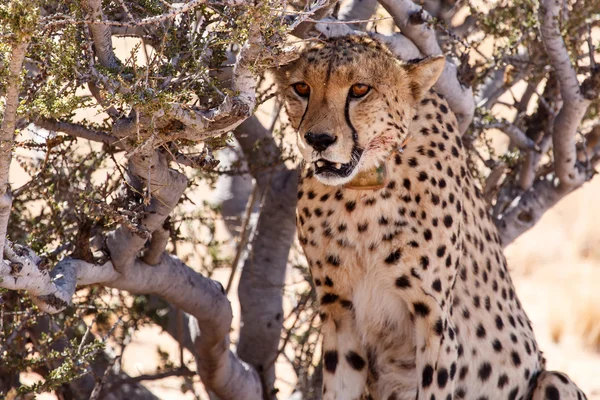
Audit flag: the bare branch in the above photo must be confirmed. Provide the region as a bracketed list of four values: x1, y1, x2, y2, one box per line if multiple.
[33, 118, 122, 148]
[84, 0, 120, 69]
[377, 0, 475, 134]
[106, 145, 188, 271]
[142, 226, 169, 266]
[481, 121, 541, 152]
[539, 0, 592, 188]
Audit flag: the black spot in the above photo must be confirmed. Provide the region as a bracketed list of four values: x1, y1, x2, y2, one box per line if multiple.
[324, 350, 339, 373]
[478, 362, 492, 381]
[308, 191, 316, 199]
[320, 193, 330, 202]
[443, 215, 453, 227]
[545, 385, 560, 400]
[324, 276, 334, 287]
[459, 365, 468, 380]
[396, 275, 411, 288]
[340, 299, 353, 309]
[434, 318, 443, 335]
[476, 324, 486, 338]
[403, 178, 411, 190]
[424, 229, 433, 241]
[495, 315, 504, 330]
[511, 351, 521, 367]
[413, 302, 430, 317]
[437, 245, 446, 257]
[508, 387, 519, 400]
[326, 254, 340, 266]
[422, 364, 434, 387]
[556, 374, 569, 385]
[432, 279, 442, 292]
[497, 374, 509, 388]
[492, 339, 502, 352]
[437, 367, 449, 388]
[346, 201, 356, 212]
[335, 190, 343, 200]
[345, 351, 366, 371]
[385, 249, 402, 264]
[321, 293, 338, 305]
[420, 256, 430, 269]
[418, 171, 428, 181]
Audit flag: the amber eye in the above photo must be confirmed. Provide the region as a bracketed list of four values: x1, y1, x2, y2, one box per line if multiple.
[293, 82, 310, 98]
[350, 84, 370, 98]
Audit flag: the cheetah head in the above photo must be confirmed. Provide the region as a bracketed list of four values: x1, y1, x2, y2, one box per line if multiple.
[275, 35, 445, 186]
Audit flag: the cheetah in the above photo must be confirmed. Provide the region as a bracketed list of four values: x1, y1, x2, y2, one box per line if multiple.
[275, 35, 587, 400]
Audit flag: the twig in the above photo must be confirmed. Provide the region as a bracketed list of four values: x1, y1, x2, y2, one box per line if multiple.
[107, 367, 194, 390]
[225, 180, 259, 294]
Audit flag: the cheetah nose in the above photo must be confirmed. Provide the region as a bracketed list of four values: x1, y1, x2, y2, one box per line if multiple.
[304, 132, 337, 152]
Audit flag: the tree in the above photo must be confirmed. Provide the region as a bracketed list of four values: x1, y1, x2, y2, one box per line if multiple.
[0, 0, 598, 399]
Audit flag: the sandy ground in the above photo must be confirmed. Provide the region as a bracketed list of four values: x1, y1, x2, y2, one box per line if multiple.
[10, 31, 600, 399]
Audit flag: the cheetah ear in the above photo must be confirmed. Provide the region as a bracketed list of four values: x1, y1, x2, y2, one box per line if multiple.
[404, 55, 446, 100]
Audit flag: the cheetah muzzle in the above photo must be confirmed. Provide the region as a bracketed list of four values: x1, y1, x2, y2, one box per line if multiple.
[275, 35, 587, 400]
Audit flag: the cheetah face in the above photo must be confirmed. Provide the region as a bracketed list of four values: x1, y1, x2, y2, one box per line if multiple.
[274, 35, 445, 186]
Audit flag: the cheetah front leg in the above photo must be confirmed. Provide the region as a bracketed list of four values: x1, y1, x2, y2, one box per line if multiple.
[409, 297, 458, 400]
[320, 306, 368, 400]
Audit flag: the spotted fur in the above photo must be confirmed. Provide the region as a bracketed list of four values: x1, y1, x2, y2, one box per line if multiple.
[275, 35, 586, 400]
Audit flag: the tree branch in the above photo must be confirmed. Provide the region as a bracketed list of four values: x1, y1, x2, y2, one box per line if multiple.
[314, 18, 422, 61]
[0, 247, 263, 399]
[33, 118, 122, 148]
[377, 0, 475, 134]
[481, 121, 541, 152]
[539, 0, 591, 188]
[106, 142, 188, 271]
[0, 37, 30, 261]
[84, 0, 120, 69]
[337, 0, 378, 29]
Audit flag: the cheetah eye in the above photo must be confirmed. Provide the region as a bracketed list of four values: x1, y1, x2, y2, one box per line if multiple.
[292, 82, 310, 98]
[349, 84, 370, 98]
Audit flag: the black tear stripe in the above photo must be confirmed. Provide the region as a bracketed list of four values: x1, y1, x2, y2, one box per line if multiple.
[298, 99, 310, 132]
[344, 93, 359, 144]
[344, 92, 365, 166]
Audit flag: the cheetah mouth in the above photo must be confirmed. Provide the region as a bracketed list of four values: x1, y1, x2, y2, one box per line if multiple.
[313, 148, 363, 178]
